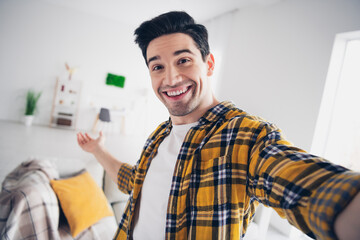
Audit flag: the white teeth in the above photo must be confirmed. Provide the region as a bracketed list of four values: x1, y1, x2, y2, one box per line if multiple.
[167, 87, 188, 97]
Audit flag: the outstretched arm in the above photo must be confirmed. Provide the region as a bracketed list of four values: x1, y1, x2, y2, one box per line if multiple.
[335, 192, 360, 240]
[77, 131, 123, 183]
[247, 121, 360, 239]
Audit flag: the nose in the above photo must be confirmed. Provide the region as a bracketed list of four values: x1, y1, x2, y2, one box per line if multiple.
[164, 66, 182, 86]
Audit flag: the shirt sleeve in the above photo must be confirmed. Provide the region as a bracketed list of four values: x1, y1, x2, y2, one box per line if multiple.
[247, 122, 360, 240]
[117, 163, 136, 195]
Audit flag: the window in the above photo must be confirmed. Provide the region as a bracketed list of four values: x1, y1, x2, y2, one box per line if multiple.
[311, 30, 360, 171]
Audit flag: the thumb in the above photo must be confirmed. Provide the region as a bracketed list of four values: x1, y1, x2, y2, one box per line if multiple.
[97, 131, 105, 144]
[98, 131, 104, 140]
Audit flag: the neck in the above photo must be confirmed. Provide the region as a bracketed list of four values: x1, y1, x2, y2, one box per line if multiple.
[170, 96, 220, 125]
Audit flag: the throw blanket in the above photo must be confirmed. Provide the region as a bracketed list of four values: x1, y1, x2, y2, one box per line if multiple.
[0, 159, 60, 239]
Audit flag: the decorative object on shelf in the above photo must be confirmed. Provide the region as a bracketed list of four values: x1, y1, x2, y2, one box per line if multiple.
[65, 62, 77, 81]
[24, 90, 42, 126]
[50, 63, 81, 130]
[106, 73, 125, 88]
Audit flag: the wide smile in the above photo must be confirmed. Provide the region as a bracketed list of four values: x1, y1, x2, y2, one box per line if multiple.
[162, 85, 192, 100]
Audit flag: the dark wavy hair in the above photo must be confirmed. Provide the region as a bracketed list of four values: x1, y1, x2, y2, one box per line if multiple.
[134, 11, 210, 65]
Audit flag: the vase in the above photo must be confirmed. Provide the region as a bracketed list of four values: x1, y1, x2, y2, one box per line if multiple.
[24, 115, 34, 126]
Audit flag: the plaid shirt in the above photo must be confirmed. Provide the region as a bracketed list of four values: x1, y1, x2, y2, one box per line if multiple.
[114, 101, 360, 240]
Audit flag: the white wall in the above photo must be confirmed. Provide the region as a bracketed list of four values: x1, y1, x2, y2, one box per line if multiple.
[0, 0, 169, 135]
[215, 0, 360, 151]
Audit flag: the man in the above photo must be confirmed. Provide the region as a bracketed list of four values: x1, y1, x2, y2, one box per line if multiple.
[77, 11, 360, 240]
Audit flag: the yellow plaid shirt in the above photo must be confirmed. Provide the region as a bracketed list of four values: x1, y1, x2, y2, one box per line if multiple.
[114, 101, 360, 240]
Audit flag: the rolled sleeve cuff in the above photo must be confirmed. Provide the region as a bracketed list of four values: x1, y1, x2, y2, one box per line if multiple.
[117, 163, 135, 194]
[308, 171, 360, 239]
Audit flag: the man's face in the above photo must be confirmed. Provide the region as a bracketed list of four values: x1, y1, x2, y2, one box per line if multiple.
[146, 33, 214, 120]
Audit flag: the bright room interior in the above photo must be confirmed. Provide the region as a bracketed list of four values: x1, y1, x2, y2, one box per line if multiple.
[1, 0, 360, 239]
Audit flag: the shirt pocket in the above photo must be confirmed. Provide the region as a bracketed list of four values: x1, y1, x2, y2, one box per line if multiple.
[190, 155, 233, 209]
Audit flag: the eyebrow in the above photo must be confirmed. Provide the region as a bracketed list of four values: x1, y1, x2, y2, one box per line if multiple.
[147, 49, 194, 65]
[174, 49, 193, 56]
[147, 56, 159, 65]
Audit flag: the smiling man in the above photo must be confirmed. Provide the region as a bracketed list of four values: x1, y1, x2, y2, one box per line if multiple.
[77, 11, 360, 240]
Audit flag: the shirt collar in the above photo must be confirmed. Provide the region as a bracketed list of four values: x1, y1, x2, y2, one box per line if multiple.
[198, 101, 235, 125]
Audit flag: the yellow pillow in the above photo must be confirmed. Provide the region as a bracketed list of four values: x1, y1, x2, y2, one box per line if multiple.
[50, 171, 113, 237]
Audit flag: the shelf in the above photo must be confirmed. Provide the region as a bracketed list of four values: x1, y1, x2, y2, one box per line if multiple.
[50, 78, 81, 130]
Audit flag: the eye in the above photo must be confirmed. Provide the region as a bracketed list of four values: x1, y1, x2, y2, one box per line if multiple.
[151, 65, 163, 72]
[178, 58, 191, 65]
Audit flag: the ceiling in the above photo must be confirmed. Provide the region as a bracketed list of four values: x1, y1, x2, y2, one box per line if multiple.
[42, 0, 282, 27]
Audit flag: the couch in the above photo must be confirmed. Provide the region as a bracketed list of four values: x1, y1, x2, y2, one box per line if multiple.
[0, 157, 129, 239]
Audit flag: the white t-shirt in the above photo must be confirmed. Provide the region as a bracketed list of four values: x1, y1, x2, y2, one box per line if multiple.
[132, 122, 197, 240]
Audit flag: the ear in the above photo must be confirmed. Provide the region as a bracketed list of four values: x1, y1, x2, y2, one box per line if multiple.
[206, 53, 215, 76]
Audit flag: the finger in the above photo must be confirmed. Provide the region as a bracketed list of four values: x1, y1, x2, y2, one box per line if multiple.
[85, 133, 94, 141]
[76, 133, 83, 144]
[78, 132, 87, 144]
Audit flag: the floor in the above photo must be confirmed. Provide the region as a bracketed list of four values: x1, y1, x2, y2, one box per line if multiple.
[0, 119, 311, 240]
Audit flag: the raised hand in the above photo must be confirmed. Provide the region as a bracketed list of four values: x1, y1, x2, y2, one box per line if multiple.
[76, 131, 105, 154]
